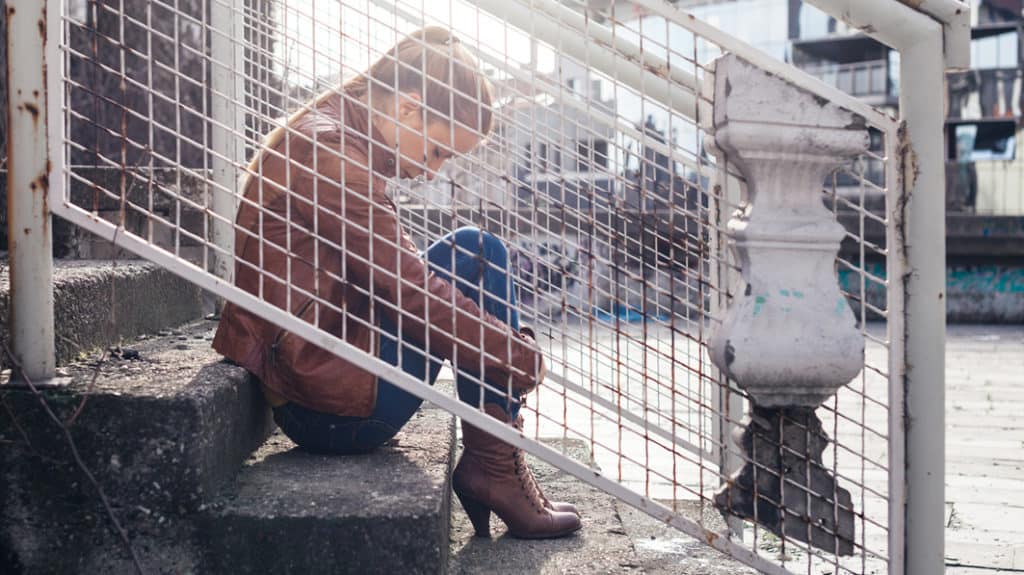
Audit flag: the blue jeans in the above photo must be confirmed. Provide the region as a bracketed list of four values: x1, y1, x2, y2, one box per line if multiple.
[273, 227, 523, 454]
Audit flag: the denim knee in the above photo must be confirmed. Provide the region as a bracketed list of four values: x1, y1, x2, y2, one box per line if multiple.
[452, 226, 507, 266]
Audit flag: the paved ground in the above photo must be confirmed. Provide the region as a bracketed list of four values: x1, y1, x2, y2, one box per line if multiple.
[470, 323, 1024, 574]
[943, 325, 1024, 574]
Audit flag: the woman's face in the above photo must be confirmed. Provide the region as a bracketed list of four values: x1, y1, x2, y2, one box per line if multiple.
[388, 93, 482, 181]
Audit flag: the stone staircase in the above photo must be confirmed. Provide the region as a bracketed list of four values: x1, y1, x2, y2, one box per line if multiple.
[0, 262, 754, 574]
[0, 320, 456, 574]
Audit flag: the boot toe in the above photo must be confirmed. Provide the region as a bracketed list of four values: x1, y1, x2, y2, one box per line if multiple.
[509, 510, 582, 539]
[549, 501, 579, 515]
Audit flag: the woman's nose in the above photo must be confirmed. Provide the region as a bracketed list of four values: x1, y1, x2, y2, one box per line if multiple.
[425, 158, 445, 181]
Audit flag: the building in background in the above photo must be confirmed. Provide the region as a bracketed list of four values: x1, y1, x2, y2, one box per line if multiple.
[789, 0, 1022, 214]
[586, 0, 1023, 215]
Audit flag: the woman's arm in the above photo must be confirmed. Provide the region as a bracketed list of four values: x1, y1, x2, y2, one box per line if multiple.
[291, 147, 544, 394]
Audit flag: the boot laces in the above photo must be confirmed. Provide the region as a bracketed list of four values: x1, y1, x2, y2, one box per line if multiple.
[511, 411, 553, 513]
[513, 447, 549, 514]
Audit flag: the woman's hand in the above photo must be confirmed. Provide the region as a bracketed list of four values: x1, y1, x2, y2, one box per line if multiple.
[519, 328, 546, 391]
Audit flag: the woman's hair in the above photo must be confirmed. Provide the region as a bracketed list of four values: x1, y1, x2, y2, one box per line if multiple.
[252, 26, 492, 176]
[348, 26, 493, 136]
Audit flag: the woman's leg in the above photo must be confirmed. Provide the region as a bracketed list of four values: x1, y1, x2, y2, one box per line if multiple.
[438, 228, 582, 537]
[273, 312, 440, 454]
[423, 226, 523, 419]
[276, 227, 523, 454]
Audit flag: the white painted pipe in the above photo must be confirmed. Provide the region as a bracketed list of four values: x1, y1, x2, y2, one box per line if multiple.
[209, 0, 245, 284]
[897, 0, 971, 69]
[806, 0, 969, 66]
[472, 0, 698, 119]
[807, 2, 949, 574]
[897, 33, 948, 575]
[6, 0, 56, 381]
[804, 0, 940, 49]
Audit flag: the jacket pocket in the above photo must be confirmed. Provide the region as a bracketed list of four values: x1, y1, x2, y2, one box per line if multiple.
[269, 298, 316, 367]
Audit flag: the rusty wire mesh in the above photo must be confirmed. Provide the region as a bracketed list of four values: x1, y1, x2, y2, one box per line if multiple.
[53, 0, 901, 572]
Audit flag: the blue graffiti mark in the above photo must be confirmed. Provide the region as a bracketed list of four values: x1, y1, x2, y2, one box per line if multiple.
[779, 289, 791, 297]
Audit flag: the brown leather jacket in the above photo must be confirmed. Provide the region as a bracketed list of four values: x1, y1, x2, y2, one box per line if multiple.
[212, 90, 542, 416]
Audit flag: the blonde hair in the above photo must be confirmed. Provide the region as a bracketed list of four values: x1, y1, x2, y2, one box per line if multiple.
[250, 27, 492, 176]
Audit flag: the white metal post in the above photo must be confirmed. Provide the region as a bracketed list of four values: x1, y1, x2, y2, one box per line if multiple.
[898, 37, 948, 575]
[5, 0, 57, 381]
[210, 0, 245, 285]
[473, 0, 699, 119]
[803, 1, 962, 572]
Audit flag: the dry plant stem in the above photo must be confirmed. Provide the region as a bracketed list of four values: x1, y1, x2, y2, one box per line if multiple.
[67, 147, 150, 427]
[1, 392, 66, 467]
[1, 342, 144, 575]
[1, 393, 36, 449]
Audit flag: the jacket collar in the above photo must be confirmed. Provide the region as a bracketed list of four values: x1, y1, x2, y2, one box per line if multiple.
[340, 90, 398, 179]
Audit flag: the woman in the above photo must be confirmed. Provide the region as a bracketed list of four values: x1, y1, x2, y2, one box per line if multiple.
[212, 27, 581, 539]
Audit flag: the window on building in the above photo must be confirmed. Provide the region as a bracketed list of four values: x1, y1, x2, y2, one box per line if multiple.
[948, 121, 1017, 162]
[971, 30, 1019, 70]
[576, 139, 610, 172]
[593, 140, 609, 169]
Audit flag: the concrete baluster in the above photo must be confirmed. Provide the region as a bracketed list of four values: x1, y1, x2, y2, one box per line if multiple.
[703, 53, 870, 555]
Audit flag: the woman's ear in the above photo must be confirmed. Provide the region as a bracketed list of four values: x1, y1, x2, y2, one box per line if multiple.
[396, 92, 423, 129]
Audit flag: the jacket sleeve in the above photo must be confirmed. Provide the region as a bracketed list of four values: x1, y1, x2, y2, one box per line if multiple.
[290, 147, 544, 394]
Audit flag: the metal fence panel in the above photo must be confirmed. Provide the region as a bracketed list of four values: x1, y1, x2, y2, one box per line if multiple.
[45, 0, 905, 572]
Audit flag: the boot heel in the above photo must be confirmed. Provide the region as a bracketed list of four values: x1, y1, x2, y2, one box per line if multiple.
[456, 492, 492, 537]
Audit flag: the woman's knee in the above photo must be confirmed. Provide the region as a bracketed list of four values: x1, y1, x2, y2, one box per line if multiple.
[452, 226, 508, 264]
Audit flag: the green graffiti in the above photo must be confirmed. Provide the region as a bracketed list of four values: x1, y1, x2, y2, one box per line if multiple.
[838, 264, 1024, 295]
[753, 295, 767, 316]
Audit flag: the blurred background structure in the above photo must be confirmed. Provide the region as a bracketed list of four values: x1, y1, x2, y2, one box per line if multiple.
[0, 1, 1019, 574]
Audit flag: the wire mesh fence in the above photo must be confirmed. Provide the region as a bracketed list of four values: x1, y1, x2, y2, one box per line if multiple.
[51, 0, 904, 572]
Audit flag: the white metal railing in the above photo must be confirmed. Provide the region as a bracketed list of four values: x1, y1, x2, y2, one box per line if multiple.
[5, 0, 960, 573]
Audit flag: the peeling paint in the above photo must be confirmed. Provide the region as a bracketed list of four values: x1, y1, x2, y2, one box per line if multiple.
[23, 102, 39, 121]
[845, 114, 867, 131]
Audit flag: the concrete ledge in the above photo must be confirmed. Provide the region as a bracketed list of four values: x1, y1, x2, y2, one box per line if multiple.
[198, 406, 455, 575]
[0, 321, 273, 573]
[0, 259, 206, 366]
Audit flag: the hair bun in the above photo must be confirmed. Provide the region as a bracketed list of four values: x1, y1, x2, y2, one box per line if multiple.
[416, 26, 459, 46]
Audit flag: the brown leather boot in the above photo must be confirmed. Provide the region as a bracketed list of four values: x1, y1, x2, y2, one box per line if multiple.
[511, 413, 579, 516]
[453, 404, 582, 539]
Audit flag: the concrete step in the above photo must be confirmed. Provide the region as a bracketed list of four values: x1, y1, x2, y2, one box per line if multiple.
[198, 405, 456, 575]
[0, 320, 273, 573]
[0, 259, 207, 367]
[448, 438, 757, 574]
